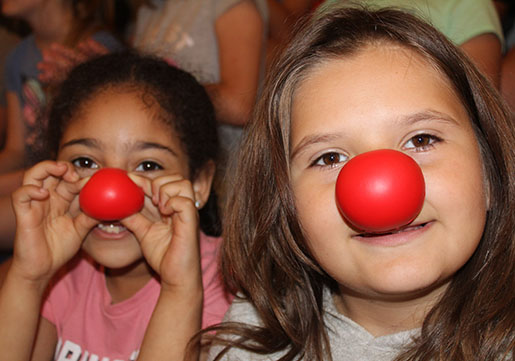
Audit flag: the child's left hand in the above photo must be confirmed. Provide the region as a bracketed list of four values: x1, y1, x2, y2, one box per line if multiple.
[121, 174, 202, 293]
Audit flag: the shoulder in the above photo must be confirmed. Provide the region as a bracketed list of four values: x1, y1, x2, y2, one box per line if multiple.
[200, 231, 222, 250]
[41, 254, 100, 324]
[437, 0, 503, 46]
[222, 295, 262, 325]
[215, 0, 265, 21]
[6, 35, 36, 55]
[5, 35, 37, 69]
[50, 255, 98, 291]
[91, 30, 125, 51]
[318, 0, 503, 46]
[44, 254, 99, 306]
[199, 232, 222, 271]
[206, 297, 278, 361]
[199, 232, 233, 328]
[214, 0, 243, 18]
[4, 35, 41, 94]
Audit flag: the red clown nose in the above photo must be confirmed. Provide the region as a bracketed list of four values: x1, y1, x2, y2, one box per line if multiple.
[335, 149, 425, 233]
[79, 168, 144, 221]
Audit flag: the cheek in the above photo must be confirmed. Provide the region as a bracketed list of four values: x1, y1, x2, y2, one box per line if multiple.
[293, 180, 343, 243]
[427, 152, 487, 210]
[424, 152, 488, 250]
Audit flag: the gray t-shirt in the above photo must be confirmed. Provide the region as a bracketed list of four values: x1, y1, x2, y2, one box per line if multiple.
[207, 288, 418, 360]
[133, 0, 268, 153]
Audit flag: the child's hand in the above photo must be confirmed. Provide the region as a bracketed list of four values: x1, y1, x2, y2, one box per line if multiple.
[121, 174, 202, 292]
[10, 161, 97, 283]
[37, 39, 109, 86]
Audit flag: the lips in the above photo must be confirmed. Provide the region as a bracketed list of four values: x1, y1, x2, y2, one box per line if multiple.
[351, 221, 432, 247]
[358, 222, 428, 238]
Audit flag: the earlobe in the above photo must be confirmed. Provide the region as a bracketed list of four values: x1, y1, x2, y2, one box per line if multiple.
[192, 160, 216, 209]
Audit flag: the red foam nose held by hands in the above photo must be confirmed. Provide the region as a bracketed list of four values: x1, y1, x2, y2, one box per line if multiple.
[79, 168, 144, 221]
[335, 149, 425, 233]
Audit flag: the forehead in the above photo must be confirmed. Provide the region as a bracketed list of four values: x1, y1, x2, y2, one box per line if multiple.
[289, 44, 463, 138]
[295, 43, 452, 98]
[61, 88, 178, 145]
[81, 86, 162, 116]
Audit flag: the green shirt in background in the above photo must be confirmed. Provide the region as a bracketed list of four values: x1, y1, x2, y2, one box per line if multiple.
[317, 0, 503, 46]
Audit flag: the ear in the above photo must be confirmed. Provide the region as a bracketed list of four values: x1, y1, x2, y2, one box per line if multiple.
[192, 160, 216, 209]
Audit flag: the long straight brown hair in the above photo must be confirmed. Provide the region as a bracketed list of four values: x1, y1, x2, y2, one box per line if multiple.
[205, 6, 515, 360]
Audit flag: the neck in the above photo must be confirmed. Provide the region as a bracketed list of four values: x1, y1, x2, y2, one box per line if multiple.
[105, 260, 156, 304]
[333, 283, 448, 337]
[27, 1, 74, 49]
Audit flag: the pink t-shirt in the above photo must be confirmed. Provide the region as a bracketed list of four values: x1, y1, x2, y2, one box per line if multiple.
[41, 232, 231, 361]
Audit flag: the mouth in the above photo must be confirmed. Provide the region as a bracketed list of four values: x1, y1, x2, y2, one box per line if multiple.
[358, 222, 429, 238]
[352, 221, 432, 246]
[96, 222, 128, 235]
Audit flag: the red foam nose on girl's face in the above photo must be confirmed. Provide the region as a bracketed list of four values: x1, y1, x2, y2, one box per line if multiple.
[335, 149, 425, 233]
[79, 168, 145, 221]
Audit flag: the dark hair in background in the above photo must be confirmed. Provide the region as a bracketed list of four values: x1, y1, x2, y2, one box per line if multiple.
[205, 6, 514, 361]
[66, 0, 128, 45]
[0, 0, 119, 40]
[45, 50, 221, 236]
[0, 13, 31, 37]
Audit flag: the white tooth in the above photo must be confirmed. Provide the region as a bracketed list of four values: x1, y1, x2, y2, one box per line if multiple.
[97, 223, 126, 234]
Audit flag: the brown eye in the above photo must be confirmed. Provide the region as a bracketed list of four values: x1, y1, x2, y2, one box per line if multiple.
[135, 161, 163, 172]
[412, 135, 431, 147]
[313, 152, 346, 167]
[72, 157, 99, 169]
[405, 133, 441, 151]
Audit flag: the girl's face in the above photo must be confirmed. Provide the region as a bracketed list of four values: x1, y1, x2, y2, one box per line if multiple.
[57, 89, 193, 270]
[289, 45, 488, 304]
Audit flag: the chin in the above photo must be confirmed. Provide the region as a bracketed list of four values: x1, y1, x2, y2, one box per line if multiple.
[89, 251, 145, 271]
[365, 272, 451, 302]
[82, 237, 144, 270]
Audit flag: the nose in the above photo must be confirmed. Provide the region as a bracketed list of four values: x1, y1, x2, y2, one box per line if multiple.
[335, 149, 425, 233]
[79, 168, 144, 221]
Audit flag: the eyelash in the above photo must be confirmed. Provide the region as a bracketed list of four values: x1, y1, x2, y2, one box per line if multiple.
[71, 158, 163, 172]
[310, 134, 441, 168]
[311, 152, 347, 168]
[404, 133, 442, 151]
[135, 161, 163, 172]
[72, 157, 98, 169]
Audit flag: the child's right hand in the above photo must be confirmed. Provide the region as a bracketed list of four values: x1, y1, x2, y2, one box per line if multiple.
[10, 161, 97, 284]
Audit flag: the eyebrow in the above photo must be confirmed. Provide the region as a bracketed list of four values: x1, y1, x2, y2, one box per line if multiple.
[60, 138, 100, 150]
[134, 141, 179, 157]
[290, 109, 459, 161]
[290, 133, 342, 161]
[60, 138, 179, 157]
[401, 109, 459, 127]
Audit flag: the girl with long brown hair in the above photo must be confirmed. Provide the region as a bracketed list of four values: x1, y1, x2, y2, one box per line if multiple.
[205, 6, 515, 361]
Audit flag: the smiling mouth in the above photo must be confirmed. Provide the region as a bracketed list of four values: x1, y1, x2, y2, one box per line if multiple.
[97, 223, 127, 234]
[357, 222, 429, 238]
